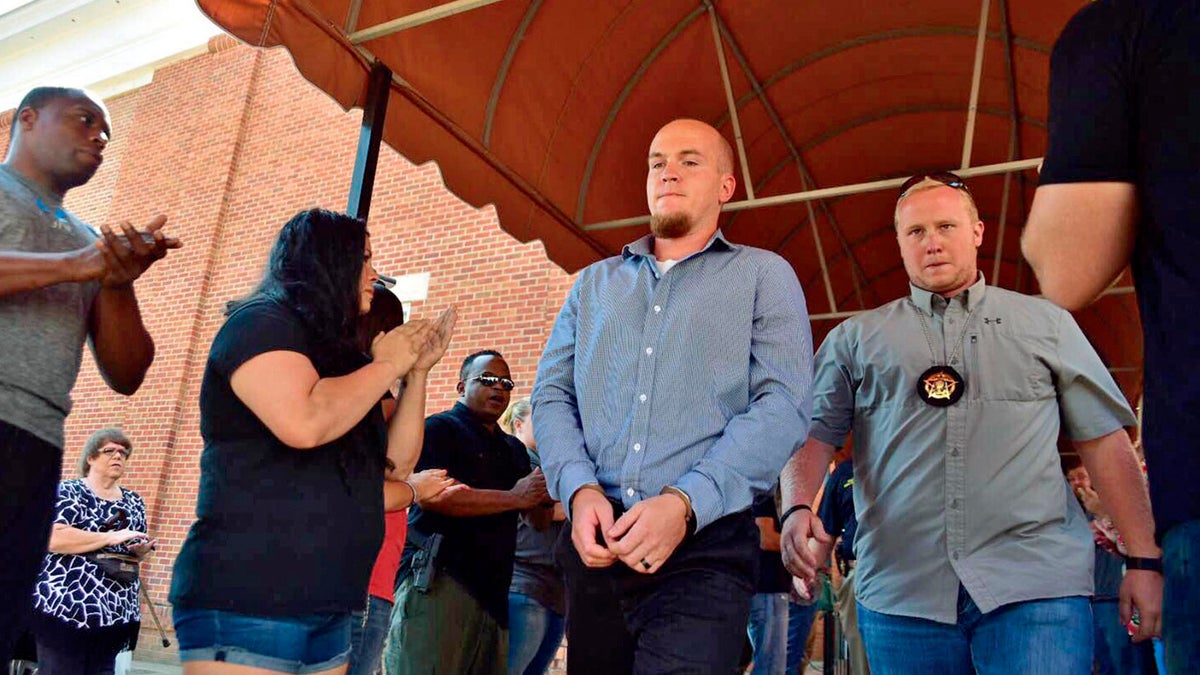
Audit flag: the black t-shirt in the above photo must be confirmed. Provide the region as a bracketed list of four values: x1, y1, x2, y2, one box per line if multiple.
[1040, 0, 1200, 539]
[817, 460, 857, 563]
[400, 402, 531, 626]
[751, 496, 790, 594]
[170, 298, 386, 615]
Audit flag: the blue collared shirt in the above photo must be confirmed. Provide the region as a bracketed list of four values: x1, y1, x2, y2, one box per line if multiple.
[532, 230, 813, 529]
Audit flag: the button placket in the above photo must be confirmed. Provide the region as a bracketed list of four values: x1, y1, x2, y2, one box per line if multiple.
[945, 397, 968, 567]
[623, 266, 670, 501]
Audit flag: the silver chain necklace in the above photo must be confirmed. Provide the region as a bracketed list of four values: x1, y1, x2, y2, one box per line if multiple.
[912, 298, 975, 407]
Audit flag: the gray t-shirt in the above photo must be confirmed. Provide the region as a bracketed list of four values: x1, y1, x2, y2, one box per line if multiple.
[811, 276, 1136, 624]
[0, 164, 99, 448]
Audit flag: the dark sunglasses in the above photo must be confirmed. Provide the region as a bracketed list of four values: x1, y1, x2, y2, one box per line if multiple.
[472, 375, 515, 391]
[98, 445, 131, 459]
[897, 171, 970, 201]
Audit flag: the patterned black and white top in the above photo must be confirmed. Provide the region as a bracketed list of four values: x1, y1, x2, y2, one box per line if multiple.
[32, 479, 145, 644]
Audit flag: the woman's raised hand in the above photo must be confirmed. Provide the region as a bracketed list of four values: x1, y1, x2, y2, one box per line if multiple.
[413, 306, 458, 373]
[371, 320, 435, 378]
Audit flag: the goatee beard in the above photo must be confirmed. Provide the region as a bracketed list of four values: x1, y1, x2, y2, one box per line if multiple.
[650, 212, 692, 239]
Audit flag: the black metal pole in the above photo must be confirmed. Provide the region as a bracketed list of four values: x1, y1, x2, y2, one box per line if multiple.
[347, 61, 392, 221]
[824, 608, 837, 675]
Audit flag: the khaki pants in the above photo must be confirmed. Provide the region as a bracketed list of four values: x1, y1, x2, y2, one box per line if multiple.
[834, 567, 871, 675]
[383, 572, 507, 675]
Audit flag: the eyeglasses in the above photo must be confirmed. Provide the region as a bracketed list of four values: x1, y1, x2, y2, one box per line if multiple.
[98, 445, 131, 459]
[472, 375, 515, 391]
[897, 171, 971, 201]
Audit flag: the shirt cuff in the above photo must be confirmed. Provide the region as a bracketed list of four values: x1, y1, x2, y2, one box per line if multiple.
[554, 461, 601, 521]
[674, 472, 723, 531]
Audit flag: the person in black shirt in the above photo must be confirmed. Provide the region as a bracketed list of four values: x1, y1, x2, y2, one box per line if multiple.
[817, 454, 869, 675]
[384, 350, 551, 675]
[1022, 0, 1191, 659]
[169, 208, 455, 675]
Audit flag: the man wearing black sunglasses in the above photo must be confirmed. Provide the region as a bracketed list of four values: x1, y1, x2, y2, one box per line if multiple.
[386, 349, 550, 675]
[780, 174, 1160, 674]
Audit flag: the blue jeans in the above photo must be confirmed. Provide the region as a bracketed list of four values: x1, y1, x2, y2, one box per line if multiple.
[786, 600, 818, 672]
[1163, 519, 1200, 674]
[747, 592, 788, 675]
[857, 587, 1092, 674]
[1092, 599, 1155, 675]
[507, 592, 565, 675]
[347, 596, 394, 675]
[174, 607, 352, 674]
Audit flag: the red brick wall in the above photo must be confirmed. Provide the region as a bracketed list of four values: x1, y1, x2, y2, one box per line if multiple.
[3, 41, 577, 660]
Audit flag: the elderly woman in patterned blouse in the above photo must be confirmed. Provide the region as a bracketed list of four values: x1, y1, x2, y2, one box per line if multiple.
[29, 428, 154, 675]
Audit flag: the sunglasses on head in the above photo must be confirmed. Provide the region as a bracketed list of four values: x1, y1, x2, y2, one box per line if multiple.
[98, 445, 130, 459]
[472, 375, 515, 391]
[897, 171, 970, 201]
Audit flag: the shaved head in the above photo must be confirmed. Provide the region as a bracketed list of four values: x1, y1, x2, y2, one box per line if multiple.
[9, 87, 103, 138]
[658, 118, 735, 174]
[5, 86, 112, 197]
[646, 119, 738, 239]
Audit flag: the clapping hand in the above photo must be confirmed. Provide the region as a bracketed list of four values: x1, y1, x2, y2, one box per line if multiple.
[413, 306, 458, 373]
[372, 320, 435, 378]
[94, 215, 182, 287]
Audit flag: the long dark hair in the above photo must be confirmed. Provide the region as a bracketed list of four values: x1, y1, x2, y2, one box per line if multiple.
[230, 208, 368, 373]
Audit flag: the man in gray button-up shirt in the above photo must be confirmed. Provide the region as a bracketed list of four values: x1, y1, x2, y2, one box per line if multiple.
[533, 119, 812, 674]
[779, 175, 1161, 674]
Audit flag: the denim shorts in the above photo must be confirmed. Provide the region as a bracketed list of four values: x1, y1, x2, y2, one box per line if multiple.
[173, 607, 352, 674]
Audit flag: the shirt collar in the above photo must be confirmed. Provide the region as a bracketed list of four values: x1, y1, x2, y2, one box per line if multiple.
[909, 273, 988, 315]
[621, 228, 736, 263]
[0, 164, 64, 208]
[449, 401, 503, 437]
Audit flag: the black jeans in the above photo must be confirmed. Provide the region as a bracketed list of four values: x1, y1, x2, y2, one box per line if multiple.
[0, 420, 62, 665]
[35, 637, 118, 675]
[556, 502, 758, 675]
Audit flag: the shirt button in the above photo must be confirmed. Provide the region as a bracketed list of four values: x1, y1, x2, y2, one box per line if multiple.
[626, 488, 635, 497]
[951, 448, 960, 457]
[952, 551, 960, 560]
[633, 443, 642, 452]
[950, 499, 960, 509]
[639, 394, 647, 402]
[645, 347, 653, 355]
[654, 305, 662, 313]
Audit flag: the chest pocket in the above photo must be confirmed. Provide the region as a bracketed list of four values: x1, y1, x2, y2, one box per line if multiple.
[966, 323, 1054, 402]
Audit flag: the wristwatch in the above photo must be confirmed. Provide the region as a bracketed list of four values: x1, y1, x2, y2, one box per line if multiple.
[661, 486, 696, 537]
[1124, 556, 1163, 574]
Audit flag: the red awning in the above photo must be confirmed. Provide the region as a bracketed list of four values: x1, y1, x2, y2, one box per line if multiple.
[195, 0, 1142, 402]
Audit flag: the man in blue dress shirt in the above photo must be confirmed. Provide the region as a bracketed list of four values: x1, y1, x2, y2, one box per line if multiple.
[532, 118, 813, 674]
